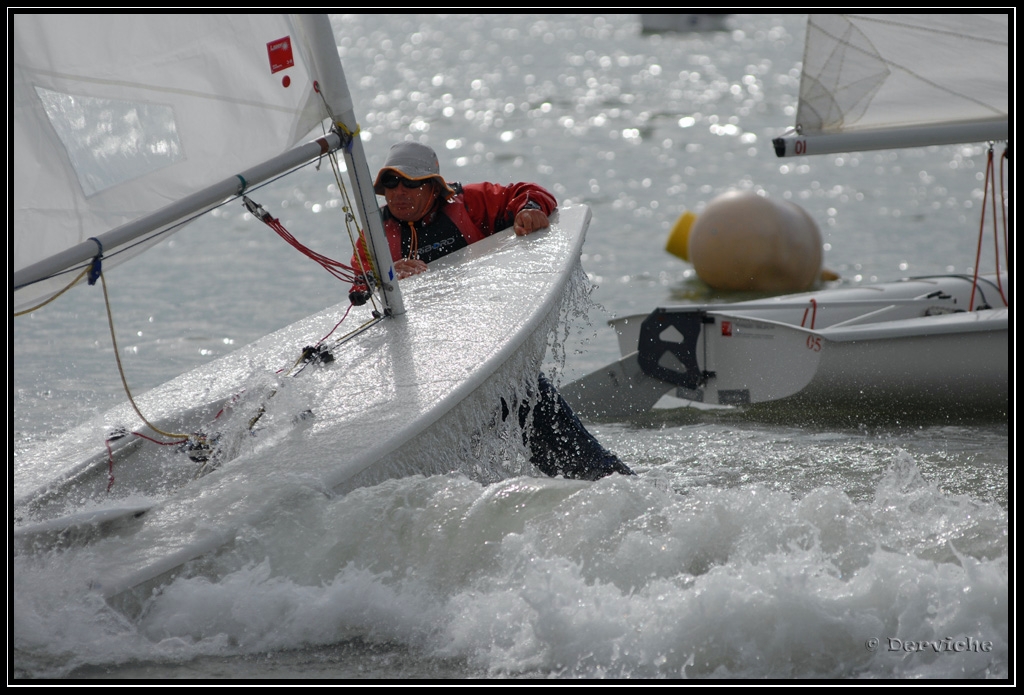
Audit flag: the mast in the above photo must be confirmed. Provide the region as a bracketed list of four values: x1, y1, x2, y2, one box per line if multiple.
[294, 14, 404, 316]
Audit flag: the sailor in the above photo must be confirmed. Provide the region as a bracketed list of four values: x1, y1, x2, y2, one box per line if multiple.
[349, 141, 633, 481]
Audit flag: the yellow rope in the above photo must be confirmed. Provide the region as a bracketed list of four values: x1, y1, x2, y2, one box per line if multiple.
[15, 260, 197, 446]
[334, 121, 361, 140]
[327, 146, 383, 314]
[97, 270, 190, 441]
[13, 267, 90, 317]
[312, 79, 382, 312]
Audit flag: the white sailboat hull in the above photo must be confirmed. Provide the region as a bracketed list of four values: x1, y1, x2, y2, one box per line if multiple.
[14, 205, 591, 611]
[561, 273, 1009, 417]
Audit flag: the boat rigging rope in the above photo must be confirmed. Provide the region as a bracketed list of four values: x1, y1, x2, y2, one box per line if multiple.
[95, 270, 193, 441]
[969, 144, 1010, 310]
[242, 196, 362, 285]
[12, 266, 92, 317]
[13, 238, 108, 317]
[16, 239, 196, 446]
[311, 78, 384, 315]
[95, 262, 215, 491]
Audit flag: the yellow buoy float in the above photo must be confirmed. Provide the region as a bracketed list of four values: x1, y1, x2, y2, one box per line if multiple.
[665, 210, 697, 261]
[666, 190, 832, 292]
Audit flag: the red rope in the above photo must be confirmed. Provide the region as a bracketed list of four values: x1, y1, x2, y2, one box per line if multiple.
[969, 147, 1010, 310]
[999, 147, 1010, 305]
[988, 150, 1008, 306]
[1001, 148, 1010, 274]
[243, 196, 361, 284]
[263, 215, 361, 284]
[316, 303, 354, 344]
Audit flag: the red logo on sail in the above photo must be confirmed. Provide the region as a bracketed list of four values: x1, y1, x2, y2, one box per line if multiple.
[721, 320, 733, 336]
[267, 37, 294, 74]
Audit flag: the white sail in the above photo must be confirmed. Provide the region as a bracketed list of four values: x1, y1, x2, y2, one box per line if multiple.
[12, 14, 345, 310]
[774, 14, 1009, 157]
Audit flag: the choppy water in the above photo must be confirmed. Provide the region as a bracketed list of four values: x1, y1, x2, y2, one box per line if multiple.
[12, 13, 1009, 680]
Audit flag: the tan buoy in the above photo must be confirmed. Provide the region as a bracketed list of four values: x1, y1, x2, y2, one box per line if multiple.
[666, 190, 828, 292]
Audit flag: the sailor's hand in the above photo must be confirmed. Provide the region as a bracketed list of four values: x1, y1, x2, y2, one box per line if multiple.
[394, 258, 428, 278]
[514, 209, 549, 236]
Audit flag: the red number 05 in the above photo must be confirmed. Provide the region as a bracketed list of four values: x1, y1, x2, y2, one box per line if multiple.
[806, 335, 822, 352]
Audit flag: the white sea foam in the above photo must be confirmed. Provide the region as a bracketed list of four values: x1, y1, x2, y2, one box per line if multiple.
[13, 452, 1006, 679]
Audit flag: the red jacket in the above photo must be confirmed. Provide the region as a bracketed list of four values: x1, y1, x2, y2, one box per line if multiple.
[349, 181, 557, 283]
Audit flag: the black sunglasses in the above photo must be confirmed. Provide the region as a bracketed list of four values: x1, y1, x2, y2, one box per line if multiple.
[381, 173, 429, 190]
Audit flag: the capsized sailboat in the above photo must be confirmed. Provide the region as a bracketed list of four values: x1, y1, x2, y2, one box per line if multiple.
[562, 14, 1009, 420]
[12, 14, 591, 611]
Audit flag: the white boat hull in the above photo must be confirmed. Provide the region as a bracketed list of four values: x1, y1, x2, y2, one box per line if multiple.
[562, 273, 1009, 417]
[14, 205, 592, 612]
